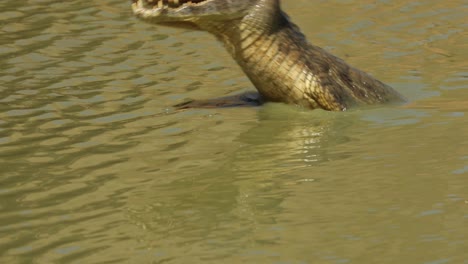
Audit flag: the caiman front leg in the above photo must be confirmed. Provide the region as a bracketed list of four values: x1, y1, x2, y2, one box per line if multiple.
[174, 91, 263, 109]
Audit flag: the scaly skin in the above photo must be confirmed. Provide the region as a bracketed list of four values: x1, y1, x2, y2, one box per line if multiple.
[131, 0, 405, 111]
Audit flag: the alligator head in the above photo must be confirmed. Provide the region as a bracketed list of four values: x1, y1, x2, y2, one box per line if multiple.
[131, 0, 405, 111]
[131, 0, 278, 30]
[131, 0, 255, 23]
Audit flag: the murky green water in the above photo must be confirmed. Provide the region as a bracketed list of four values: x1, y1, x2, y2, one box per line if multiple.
[1, 0, 467, 263]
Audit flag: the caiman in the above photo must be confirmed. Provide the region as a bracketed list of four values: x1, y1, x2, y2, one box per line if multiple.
[131, 0, 405, 111]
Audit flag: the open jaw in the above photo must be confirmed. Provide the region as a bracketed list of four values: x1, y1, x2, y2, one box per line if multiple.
[131, 0, 207, 10]
[131, 0, 215, 23]
[132, 0, 254, 23]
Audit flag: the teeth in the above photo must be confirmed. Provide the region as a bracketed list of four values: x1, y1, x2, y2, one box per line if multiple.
[143, 0, 204, 9]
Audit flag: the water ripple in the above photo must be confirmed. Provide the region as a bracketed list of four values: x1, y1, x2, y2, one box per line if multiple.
[0, 0, 467, 263]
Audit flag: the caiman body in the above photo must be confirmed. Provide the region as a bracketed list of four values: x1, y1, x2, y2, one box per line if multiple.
[131, 0, 405, 111]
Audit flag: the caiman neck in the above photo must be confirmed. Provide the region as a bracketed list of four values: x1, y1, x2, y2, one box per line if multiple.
[200, 12, 324, 108]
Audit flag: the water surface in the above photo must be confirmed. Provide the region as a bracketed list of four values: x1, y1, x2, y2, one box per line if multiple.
[0, 0, 467, 263]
